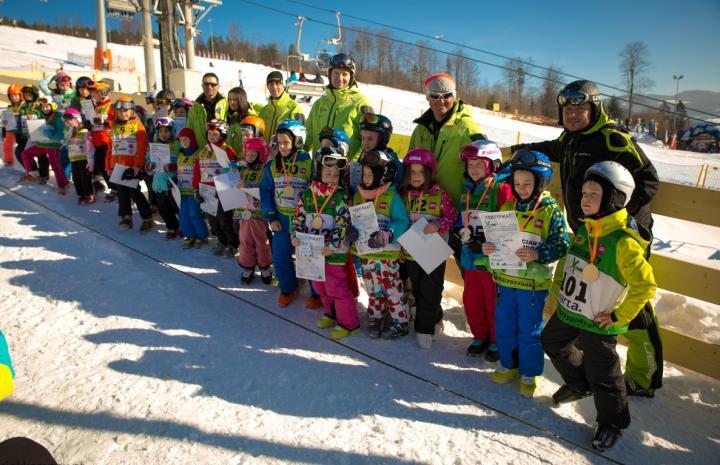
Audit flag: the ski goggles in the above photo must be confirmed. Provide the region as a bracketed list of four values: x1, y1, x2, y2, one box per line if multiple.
[329, 53, 354, 71]
[557, 89, 600, 107]
[206, 123, 225, 132]
[360, 113, 391, 130]
[153, 117, 174, 128]
[77, 77, 95, 89]
[320, 153, 348, 170]
[172, 98, 190, 108]
[155, 97, 172, 105]
[510, 149, 551, 169]
[358, 150, 390, 167]
[240, 124, 257, 134]
[428, 92, 454, 100]
[115, 100, 135, 110]
[459, 144, 500, 161]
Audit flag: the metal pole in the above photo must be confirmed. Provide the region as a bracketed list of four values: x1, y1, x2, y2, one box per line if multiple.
[141, 0, 157, 92]
[96, 0, 107, 50]
[183, 0, 196, 70]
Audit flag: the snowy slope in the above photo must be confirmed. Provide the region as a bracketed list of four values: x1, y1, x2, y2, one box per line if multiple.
[0, 169, 718, 464]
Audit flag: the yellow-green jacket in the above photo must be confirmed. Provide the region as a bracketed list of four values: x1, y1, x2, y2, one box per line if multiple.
[409, 101, 483, 204]
[187, 93, 229, 149]
[259, 91, 305, 143]
[553, 208, 656, 335]
[304, 85, 371, 159]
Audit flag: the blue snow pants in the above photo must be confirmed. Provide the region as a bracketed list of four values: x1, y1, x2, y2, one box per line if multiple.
[272, 214, 299, 294]
[179, 195, 209, 240]
[495, 285, 549, 377]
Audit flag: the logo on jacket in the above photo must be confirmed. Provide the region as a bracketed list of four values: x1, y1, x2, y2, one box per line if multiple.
[534, 219, 543, 228]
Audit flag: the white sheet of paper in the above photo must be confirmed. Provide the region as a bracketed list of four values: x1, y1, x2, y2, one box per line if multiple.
[148, 143, 171, 171]
[1, 109, 16, 131]
[168, 178, 182, 209]
[295, 232, 326, 282]
[477, 211, 526, 270]
[211, 144, 231, 169]
[198, 183, 219, 216]
[397, 217, 453, 274]
[213, 172, 246, 211]
[80, 99, 97, 121]
[109, 163, 139, 188]
[173, 117, 186, 132]
[243, 188, 260, 200]
[27, 119, 52, 143]
[349, 201, 380, 256]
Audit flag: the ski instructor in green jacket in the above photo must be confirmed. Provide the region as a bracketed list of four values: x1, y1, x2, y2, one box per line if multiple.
[304, 53, 374, 159]
[187, 72, 229, 149]
[259, 70, 305, 143]
[408, 73, 485, 205]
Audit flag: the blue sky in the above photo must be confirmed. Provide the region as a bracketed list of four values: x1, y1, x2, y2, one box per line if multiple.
[1, 0, 718, 95]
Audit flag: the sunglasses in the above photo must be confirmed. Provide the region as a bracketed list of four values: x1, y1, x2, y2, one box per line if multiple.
[428, 92, 454, 100]
[115, 101, 135, 110]
[510, 149, 551, 169]
[202, 81, 219, 87]
[557, 89, 600, 107]
[359, 150, 389, 167]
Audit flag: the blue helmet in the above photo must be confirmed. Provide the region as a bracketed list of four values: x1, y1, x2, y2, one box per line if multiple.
[319, 127, 350, 156]
[277, 119, 306, 148]
[509, 149, 553, 197]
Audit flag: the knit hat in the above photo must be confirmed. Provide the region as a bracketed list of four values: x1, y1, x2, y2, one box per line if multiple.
[178, 127, 198, 147]
[266, 71, 284, 84]
[424, 73, 456, 96]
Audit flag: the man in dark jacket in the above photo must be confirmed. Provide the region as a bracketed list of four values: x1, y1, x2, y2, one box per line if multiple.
[512, 80, 663, 397]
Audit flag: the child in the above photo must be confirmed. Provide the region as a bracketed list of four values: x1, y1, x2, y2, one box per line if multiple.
[449, 140, 513, 360]
[235, 137, 273, 284]
[20, 98, 69, 194]
[358, 113, 404, 187]
[291, 148, 358, 339]
[176, 128, 209, 249]
[107, 97, 153, 232]
[347, 149, 410, 338]
[15, 85, 46, 176]
[482, 149, 569, 398]
[147, 117, 180, 239]
[88, 80, 116, 202]
[172, 98, 192, 118]
[239, 115, 265, 142]
[260, 119, 313, 307]
[401, 149, 458, 349]
[2, 84, 23, 165]
[62, 108, 96, 204]
[541, 161, 656, 452]
[192, 118, 239, 257]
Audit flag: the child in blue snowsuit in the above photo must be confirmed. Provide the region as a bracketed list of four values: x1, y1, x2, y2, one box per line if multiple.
[260, 119, 313, 307]
[483, 149, 569, 398]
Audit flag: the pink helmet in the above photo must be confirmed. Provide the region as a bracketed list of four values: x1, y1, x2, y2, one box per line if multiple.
[403, 148, 437, 177]
[459, 139, 503, 174]
[62, 108, 82, 123]
[242, 137, 270, 164]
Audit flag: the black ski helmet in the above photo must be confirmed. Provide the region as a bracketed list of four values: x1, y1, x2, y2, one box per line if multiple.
[557, 80, 603, 129]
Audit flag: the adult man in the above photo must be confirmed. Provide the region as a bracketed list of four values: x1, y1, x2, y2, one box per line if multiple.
[258, 71, 305, 143]
[511, 80, 662, 397]
[187, 73, 228, 148]
[408, 73, 485, 204]
[304, 53, 373, 159]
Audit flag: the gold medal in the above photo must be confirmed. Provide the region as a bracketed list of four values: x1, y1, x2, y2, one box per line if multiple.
[283, 185, 294, 198]
[459, 226, 472, 243]
[312, 215, 323, 229]
[582, 263, 599, 283]
[242, 210, 252, 220]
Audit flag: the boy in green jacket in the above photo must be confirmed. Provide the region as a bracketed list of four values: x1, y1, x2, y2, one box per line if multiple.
[541, 161, 657, 452]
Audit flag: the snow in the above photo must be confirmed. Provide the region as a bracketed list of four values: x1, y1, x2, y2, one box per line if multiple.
[1, 167, 720, 464]
[0, 25, 719, 462]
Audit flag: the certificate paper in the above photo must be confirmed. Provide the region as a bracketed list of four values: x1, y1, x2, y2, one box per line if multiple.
[295, 232, 326, 282]
[1, 109, 16, 131]
[477, 211, 526, 270]
[348, 201, 379, 256]
[397, 218, 453, 274]
[27, 119, 52, 143]
[109, 163, 139, 189]
[213, 172, 245, 211]
[148, 143, 171, 171]
[198, 183, 219, 216]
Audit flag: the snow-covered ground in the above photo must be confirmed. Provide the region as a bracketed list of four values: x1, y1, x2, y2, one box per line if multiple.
[0, 168, 719, 464]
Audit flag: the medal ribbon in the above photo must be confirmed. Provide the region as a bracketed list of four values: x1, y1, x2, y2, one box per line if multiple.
[310, 185, 336, 226]
[465, 178, 494, 226]
[586, 221, 601, 265]
[516, 195, 543, 231]
[281, 152, 298, 189]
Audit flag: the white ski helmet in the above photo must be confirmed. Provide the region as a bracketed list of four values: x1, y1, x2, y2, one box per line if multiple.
[584, 161, 635, 208]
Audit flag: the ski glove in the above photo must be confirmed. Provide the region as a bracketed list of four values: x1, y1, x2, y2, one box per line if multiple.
[448, 227, 462, 250]
[367, 230, 392, 249]
[468, 238, 484, 254]
[195, 191, 204, 204]
[121, 168, 135, 181]
[345, 225, 360, 244]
